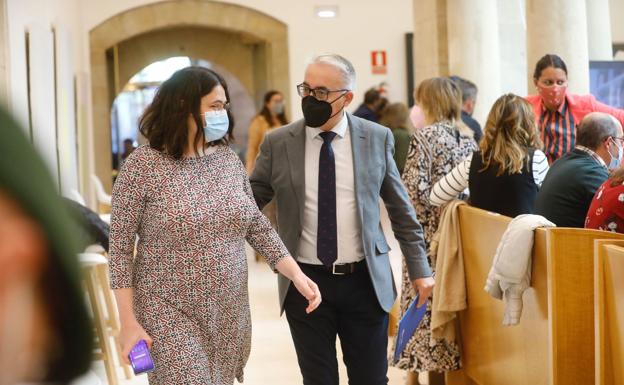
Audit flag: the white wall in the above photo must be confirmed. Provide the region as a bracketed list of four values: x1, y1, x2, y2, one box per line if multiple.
[610, 0, 624, 43]
[498, 0, 527, 97]
[5, 0, 85, 193]
[79, 0, 415, 120]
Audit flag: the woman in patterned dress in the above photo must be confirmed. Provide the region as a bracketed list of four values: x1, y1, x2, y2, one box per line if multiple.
[392, 77, 477, 384]
[109, 67, 321, 385]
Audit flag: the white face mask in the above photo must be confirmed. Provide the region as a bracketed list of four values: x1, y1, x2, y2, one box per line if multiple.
[608, 137, 623, 170]
[203, 110, 229, 142]
[271, 102, 284, 115]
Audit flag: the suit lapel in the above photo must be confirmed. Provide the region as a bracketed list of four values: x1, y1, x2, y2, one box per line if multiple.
[347, 114, 368, 223]
[284, 121, 307, 223]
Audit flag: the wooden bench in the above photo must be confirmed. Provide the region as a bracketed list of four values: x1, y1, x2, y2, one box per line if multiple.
[447, 205, 624, 385]
[594, 240, 624, 385]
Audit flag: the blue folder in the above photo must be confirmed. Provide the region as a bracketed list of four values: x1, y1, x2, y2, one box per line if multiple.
[393, 294, 427, 364]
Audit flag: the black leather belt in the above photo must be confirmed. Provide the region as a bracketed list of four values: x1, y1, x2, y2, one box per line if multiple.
[299, 260, 366, 275]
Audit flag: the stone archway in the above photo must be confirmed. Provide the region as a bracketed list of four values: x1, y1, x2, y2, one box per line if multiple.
[89, 0, 290, 190]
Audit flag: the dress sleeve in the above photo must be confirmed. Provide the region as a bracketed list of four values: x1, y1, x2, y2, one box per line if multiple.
[108, 149, 148, 289]
[402, 131, 433, 221]
[430, 155, 472, 206]
[240, 156, 290, 270]
[532, 150, 549, 187]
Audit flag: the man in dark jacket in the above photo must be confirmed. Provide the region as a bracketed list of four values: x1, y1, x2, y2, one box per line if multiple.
[451, 76, 482, 142]
[353, 88, 382, 123]
[535, 112, 623, 227]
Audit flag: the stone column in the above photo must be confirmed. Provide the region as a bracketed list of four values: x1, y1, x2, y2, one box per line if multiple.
[446, 0, 501, 125]
[586, 0, 613, 60]
[526, 0, 589, 94]
[412, 0, 449, 86]
[498, 0, 528, 96]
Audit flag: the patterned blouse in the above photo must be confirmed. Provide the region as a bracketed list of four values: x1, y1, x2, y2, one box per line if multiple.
[585, 178, 624, 233]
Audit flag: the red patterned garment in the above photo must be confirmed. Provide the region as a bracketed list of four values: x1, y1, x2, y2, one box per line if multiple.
[109, 145, 289, 384]
[585, 178, 624, 233]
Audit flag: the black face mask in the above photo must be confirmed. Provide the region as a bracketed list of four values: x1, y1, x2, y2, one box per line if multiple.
[301, 94, 346, 128]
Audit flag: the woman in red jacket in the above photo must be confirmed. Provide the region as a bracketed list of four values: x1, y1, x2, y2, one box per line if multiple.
[526, 54, 624, 164]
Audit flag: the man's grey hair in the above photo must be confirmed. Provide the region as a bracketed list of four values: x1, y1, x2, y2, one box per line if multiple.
[309, 54, 356, 90]
[450, 76, 478, 103]
[576, 112, 622, 150]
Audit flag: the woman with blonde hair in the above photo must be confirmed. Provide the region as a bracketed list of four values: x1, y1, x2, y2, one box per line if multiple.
[430, 93, 549, 217]
[393, 77, 477, 382]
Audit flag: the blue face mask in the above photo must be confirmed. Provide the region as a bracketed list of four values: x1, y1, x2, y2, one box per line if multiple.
[203, 110, 229, 142]
[608, 138, 623, 170]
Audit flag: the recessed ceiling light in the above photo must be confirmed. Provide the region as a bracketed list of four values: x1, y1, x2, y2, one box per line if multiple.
[315, 5, 338, 19]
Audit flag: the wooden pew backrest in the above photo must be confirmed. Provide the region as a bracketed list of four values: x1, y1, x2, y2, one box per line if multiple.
[594, 242, 624, 385]
[546, 229, 624, 385]
[455, 205, 624, 385]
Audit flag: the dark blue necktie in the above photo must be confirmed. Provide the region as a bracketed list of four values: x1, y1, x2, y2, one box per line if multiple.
[317, 131, 338, 267]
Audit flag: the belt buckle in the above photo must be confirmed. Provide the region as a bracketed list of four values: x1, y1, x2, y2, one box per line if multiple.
[332, 263, 346, 275]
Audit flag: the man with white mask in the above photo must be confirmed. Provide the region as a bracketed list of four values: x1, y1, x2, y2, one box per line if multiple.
[536, 112, 624, 227]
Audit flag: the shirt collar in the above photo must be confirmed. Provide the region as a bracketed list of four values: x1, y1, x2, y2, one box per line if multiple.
[306, 110, 348, 141]
[575, 145, 608, 169]
[542, 96, 568, 115]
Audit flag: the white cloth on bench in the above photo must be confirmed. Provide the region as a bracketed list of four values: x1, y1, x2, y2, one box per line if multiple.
[485, 214, 555, 325]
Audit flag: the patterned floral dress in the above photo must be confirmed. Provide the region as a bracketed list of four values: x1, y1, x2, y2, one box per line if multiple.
[109, 145, 290, 385]
[391, 121, 477, 372]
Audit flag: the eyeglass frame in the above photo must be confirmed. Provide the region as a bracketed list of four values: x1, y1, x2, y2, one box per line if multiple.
[296, 83, 350, 102]
[206, 101, 231, 112]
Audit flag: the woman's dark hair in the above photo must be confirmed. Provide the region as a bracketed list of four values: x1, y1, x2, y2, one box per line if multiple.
[533, 54, 568, 80]
[139, 66, 234, 159]
[259, 90, 288, 127]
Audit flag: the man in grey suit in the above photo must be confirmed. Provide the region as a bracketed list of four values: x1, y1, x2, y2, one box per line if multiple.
[250, 54, 434, 385]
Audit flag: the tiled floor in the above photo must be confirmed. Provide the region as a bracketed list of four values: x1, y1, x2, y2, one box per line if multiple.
[75, 205, 421, 385]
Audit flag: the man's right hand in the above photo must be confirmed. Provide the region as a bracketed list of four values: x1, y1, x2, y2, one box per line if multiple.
[411, 276, 435, 307]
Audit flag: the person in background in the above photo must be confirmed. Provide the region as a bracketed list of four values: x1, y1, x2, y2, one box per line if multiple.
[379, 102, 412, 175]
[450, 75, 482, 142]
[586, 167, 624, 233]
[376, 96, 389, 121]
[396, 77, 477, 384]
[0, 107, 92, 384]
[409, 104, 427, 130]
[121, 138, 136, 163]
[64, 197, 110, 252]
[245, 90, 289, 174]
[535, 112, 623, 228]
[526, 54, 624, 164]
[353, 88, 382, 123]
[430, 93, 548, 217]
[109, 66, 320, 384]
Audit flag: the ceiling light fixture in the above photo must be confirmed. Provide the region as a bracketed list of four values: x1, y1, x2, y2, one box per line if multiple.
[315, 6, 338, 19]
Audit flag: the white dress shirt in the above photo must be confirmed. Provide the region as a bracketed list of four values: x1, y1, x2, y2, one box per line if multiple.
[297, 112, 365, 265]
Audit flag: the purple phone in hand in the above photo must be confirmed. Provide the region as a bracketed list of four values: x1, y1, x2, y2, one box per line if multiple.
[128, 339, 155, 375]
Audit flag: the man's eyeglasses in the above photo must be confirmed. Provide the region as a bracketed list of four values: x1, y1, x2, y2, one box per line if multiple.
[296, 83, 349, 101]
[612, 136, 624, 144]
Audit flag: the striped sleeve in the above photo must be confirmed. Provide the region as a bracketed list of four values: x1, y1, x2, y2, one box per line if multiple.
[532, 150, 549, 187]
[430, 154, 472, 206]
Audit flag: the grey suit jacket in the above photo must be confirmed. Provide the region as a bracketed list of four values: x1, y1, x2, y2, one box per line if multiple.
[250, 113, 431, 312]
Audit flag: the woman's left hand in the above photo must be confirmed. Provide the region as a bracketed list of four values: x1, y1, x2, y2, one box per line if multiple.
[292, 273, 322, 313]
